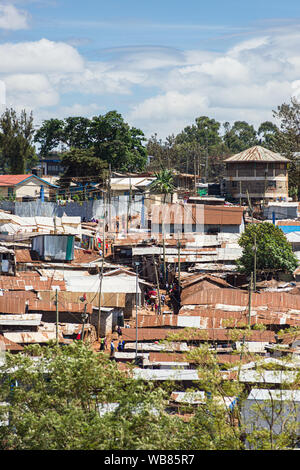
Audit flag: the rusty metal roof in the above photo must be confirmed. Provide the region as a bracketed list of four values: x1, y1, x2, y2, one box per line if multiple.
[0, 334, 24, 351]
[137, 315, 178, 328]
[121, 327, 275, 343]
[179, 306, 300, 328]
[28, 300, 93, 314]
[181, 288, 300, 310]
[225, 146, 290, 163]
[0, 275, 66, 291]
[0, 296, 27, 314]
[151, 204, 244, 226]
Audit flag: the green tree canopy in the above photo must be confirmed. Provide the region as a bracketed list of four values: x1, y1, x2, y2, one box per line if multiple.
[89, 111, 147, 172]
[237, 222, 298, 276]
[273, 98, 300, 197]
[35, 111, 147, 173]
[0, 108, 36, 174]
[223, 121, 258, 154]
[34, 118, 65, 158]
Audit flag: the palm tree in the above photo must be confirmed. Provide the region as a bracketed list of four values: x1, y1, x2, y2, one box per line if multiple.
[149, 169, 175, 203]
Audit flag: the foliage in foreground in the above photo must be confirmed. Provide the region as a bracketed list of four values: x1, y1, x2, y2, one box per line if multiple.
[0, 342, 300, 450]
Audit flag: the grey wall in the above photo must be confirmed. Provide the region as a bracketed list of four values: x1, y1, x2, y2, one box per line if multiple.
[0, 195, 145, 221]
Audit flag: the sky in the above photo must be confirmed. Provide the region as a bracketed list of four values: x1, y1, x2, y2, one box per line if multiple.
[0, 0, 300, 139]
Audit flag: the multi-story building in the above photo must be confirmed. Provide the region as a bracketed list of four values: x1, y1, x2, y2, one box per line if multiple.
[224, 146, 290, 203]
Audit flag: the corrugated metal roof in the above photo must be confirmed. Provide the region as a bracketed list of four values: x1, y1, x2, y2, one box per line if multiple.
[122, 327, 275, 343]
[3, 331, 67, 344]
[179, 306, 300, 328]
[132, 368, 200, 381]
[225, 146, 290, 163]
[151, 204, 244, 226]
[181, 288, 300, 310]
[28, 300, 93, 314]
[0, 275, 66, 292]
[0, 334, 24, 351]
[246, 388, 300, 402]
[0, 314, 42, 326]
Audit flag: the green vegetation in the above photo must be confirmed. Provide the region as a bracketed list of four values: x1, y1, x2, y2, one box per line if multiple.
[1, 341, 300, 450]
[237, 222, 298, 276]
[149, 169, 176, 203]
[0, 108, 37, 174]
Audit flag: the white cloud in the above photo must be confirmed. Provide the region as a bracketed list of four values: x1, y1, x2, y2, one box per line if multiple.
[0, 4, 29, 30]
[129, 91, 209, 121]
[1, 24, 300, 139]
[0, 38, 84, 73]
[4, 73, 59, 107]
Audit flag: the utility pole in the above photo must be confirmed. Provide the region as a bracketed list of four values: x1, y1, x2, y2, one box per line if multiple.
[152, 254, 161, 315]
[177, 235, 181, 291]
[108, 163, 112, 232]
[55, 288, 59, 346]
[205, 135, 209, 183]
[135, 261, 140, 362]
[253, 233, 257, 292]
[126, 176, 132, 234]
[248, 272, 253, 327]
[97, 196, 106, 340]
[162, 231, 166, 287]
[239, 180, 242, 206]
[240, 272, 253, 362]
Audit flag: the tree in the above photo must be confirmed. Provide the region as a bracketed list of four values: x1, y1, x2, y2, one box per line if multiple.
[237, 222, 298, 277]
[0, 108, 35, 174]
[273, 98, 300, 197]
[89, 111, 147, 172]
[149, 169, 176, 203]
[223, 121, 258, 154]
[257, 121, 280, 151]
[34, 118, 65, 158]
[58, 147, 108, 198]
[62, 116, 91, 149]
[175, 116, 227, 182]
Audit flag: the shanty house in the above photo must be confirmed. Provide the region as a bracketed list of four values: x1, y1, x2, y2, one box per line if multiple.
[0, 174, 58, 201]
[224, 146, 290, 203]
[151, 204, 244, 235]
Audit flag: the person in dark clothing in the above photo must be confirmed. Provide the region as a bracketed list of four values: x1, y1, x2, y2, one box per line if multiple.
[117, 326, 122, 336]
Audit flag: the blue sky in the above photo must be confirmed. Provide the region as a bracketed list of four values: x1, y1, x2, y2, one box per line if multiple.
[1, 0, 300, 139]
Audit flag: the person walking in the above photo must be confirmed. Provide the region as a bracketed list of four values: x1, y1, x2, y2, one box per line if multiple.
[161, 294, 165, 306]
[110, 340, 115, 357]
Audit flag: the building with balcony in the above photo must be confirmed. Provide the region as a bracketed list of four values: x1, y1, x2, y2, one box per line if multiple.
[224, 146, 290, 203]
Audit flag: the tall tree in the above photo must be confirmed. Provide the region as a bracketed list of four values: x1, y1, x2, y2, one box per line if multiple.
[175, 116, 226, 181]
[62, 116, 91, 149]
[273, 98, 300, 197]
[89, 111, 147, 172]
[223, 121, 258, 154]
[34, 118, 65, 158]
[257, 121, 280, 151]
[0, 108, 35, 174]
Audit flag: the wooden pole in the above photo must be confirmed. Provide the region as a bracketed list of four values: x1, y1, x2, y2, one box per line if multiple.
[55, 288, 59, 346]
[152, 254, 161, 315]
[97, 196, 106, 340]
